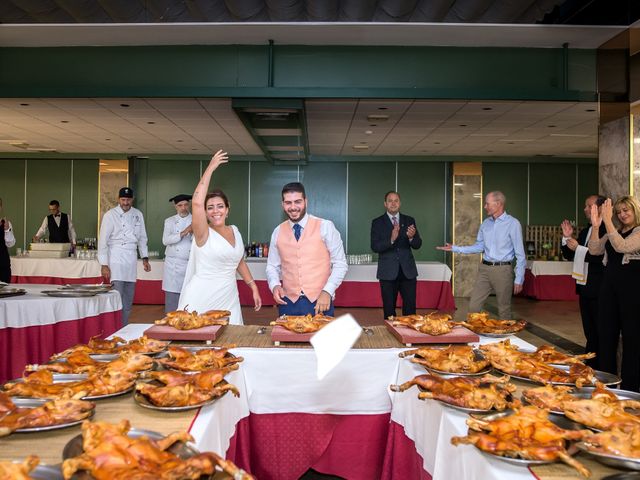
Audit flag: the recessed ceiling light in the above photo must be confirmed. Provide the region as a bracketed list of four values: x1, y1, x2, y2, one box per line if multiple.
[369, 124, 377, 127]
[191, 148, 198, 151]
[147, 121, 155, 124]
[120, 104, 130, 108]
[434, 142, 441, 145]
[365, 130, 373, 135]
[459, 124, 467, 127]
[105, 138, 111, 141]
[487, 150, 494, 153]
[176, 140, 183, 143]
[454, 182, 464, 186]
[482, 107, 493, 111]
[19, 103, 30, 107]
[60, 120, 69, 123]
[352, 145, 369, 150]
[360, 141, 367, 144]
[367, 114, 389, 121]
[586, 109, 596, 112]
[547, 125, 557, 128]
[377, 107, 388, 110]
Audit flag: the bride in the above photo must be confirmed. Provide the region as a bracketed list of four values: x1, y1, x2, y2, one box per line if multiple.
[178, 150, 261, 324]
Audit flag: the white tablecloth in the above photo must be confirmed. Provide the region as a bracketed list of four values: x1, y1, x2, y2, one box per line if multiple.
[115, 324, 537, 478]
[0, 284, 122, 329]
[526, 260, 573, 276]
[12, 257, 452, 284]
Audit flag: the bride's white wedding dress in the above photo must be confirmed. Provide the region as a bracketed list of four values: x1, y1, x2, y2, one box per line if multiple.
[178, 225, 244, 325]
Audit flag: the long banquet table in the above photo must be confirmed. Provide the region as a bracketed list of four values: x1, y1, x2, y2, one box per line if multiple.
[10, 257, 456, 310]
[521, 260, 578, 301]
[0, 284, 122, 383]
[85, 323, 535, 480]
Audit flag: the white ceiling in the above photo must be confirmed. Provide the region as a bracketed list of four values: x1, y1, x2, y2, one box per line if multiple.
[0, 97, 598, 158]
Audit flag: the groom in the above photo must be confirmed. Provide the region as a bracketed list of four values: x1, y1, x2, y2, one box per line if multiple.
[266, 182, 348, 316]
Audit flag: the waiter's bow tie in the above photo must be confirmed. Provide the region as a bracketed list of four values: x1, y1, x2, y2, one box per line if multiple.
[54, 214, 61, 217]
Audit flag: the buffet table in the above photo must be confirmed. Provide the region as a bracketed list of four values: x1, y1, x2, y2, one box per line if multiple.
[105, 324, 535, 480]
[11, 257, 456, 310]
[0, 284, 122, 383]
[522, 260, 578, 301]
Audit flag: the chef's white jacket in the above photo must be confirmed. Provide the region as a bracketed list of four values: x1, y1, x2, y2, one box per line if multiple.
[162, 213, 192, 293]
[98, 206, 149, 282]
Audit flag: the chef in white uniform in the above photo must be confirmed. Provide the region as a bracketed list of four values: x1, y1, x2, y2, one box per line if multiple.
[162, 194, 193, 313]
[98, 187, 150, 325]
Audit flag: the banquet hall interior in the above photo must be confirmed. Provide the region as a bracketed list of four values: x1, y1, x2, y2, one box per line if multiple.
[2, 0, 640, 479]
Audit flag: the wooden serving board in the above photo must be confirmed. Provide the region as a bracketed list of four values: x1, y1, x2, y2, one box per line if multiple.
[143, 323, 226, 341]
[270, 325, 316, 345]
[384, 320, 479, 346]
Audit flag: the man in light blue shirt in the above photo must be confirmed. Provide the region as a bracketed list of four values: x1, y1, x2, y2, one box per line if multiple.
[437, 191, 525, 319]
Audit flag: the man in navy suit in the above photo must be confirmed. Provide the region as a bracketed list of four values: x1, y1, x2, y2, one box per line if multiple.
[371, 191, 422, 319]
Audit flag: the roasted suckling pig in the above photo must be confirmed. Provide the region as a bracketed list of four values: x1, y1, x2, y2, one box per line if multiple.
[390, 312, 453, 336]
[50, 336, 167, 360]
[0, 455, 40, 480]
[522, 385, 576, 412]
[50, 335, 127, 359]
[456, 312, 526, 335]
[0, 392, 94, 436]
[390, 373, 517, 411]
[581, 426, 640, 458]
[451, 406, 591, 476]
[270, 314, 334, 333]
[136, 365, 240, 407]
[61, 419, 254, 480]
[155, 309, 230, 330]
[3, 368, 136, 399]
[27, 351, 153, 375]
[563, 395, 640, 432]
[156, 345, 242, 372]
[480, 340, 597, 387]
[530, 345, 596, 365]
[400, 345, 490, 374]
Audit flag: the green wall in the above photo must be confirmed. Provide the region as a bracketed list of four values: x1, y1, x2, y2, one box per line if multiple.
[0, 159, 99, 253]
[0, 157, 598, 261]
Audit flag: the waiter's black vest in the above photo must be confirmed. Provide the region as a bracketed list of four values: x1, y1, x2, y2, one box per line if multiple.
[0, 219, 10, 269]
[47, 213, 70, 243]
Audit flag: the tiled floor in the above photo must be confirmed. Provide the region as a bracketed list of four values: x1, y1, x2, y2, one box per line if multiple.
[129, 296, 586, 480]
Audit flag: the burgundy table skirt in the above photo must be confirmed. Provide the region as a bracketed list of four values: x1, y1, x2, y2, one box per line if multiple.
[225, 413, 392, 480]
[381, 421, 433, 480]
[11, 275, 103, 285]
[522, 270, 578, 301]
[237, 280, 456, 311]
[0, 311, 121, 383]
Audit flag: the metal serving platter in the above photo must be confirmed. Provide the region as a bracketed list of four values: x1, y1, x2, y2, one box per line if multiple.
[82, 383, 135, 401]
[577, 442, 640, 471]
[4, 374, 135, 401]
[575, 387, 640, 403]
[9, 463, 64, 480]
[41, 290, 99, 298]
[63, 283, 112, 291]
[133, 380, 229, 411]
[0, 287, 27, 298]
[8, 397, 95, 433]
[428, 396, 512, 414]
[425, 364, 493, 377]
[495, 365, 621, 387]
[468, 410, 582, 466]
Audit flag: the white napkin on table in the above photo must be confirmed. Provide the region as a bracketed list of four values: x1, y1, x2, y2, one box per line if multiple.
[310, 314, 362, 380]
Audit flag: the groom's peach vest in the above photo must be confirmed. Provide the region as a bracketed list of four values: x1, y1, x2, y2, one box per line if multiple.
[276, 216, 330, 303]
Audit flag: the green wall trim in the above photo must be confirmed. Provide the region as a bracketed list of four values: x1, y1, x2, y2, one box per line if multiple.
[0, 45, 596, 101]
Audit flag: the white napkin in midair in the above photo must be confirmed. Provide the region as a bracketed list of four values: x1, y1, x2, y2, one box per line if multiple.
[310, 314, 362, 380]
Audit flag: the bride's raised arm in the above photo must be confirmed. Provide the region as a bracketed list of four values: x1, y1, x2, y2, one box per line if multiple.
[192, 150, 228, 247]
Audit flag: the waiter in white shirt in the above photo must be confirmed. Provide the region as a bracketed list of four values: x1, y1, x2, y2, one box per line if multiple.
[162, 194, 193, 313]
[98, 187, 150, 325]
[0, 197, 16, 283]
[32, 200, 77, 247]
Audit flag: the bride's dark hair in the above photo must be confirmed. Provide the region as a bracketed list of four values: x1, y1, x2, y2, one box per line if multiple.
[205, 189, 229, 209]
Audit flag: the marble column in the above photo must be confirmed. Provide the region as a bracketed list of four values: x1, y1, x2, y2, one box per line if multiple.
[599, 115, 631, 199]
[452, 163, 482, 297]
